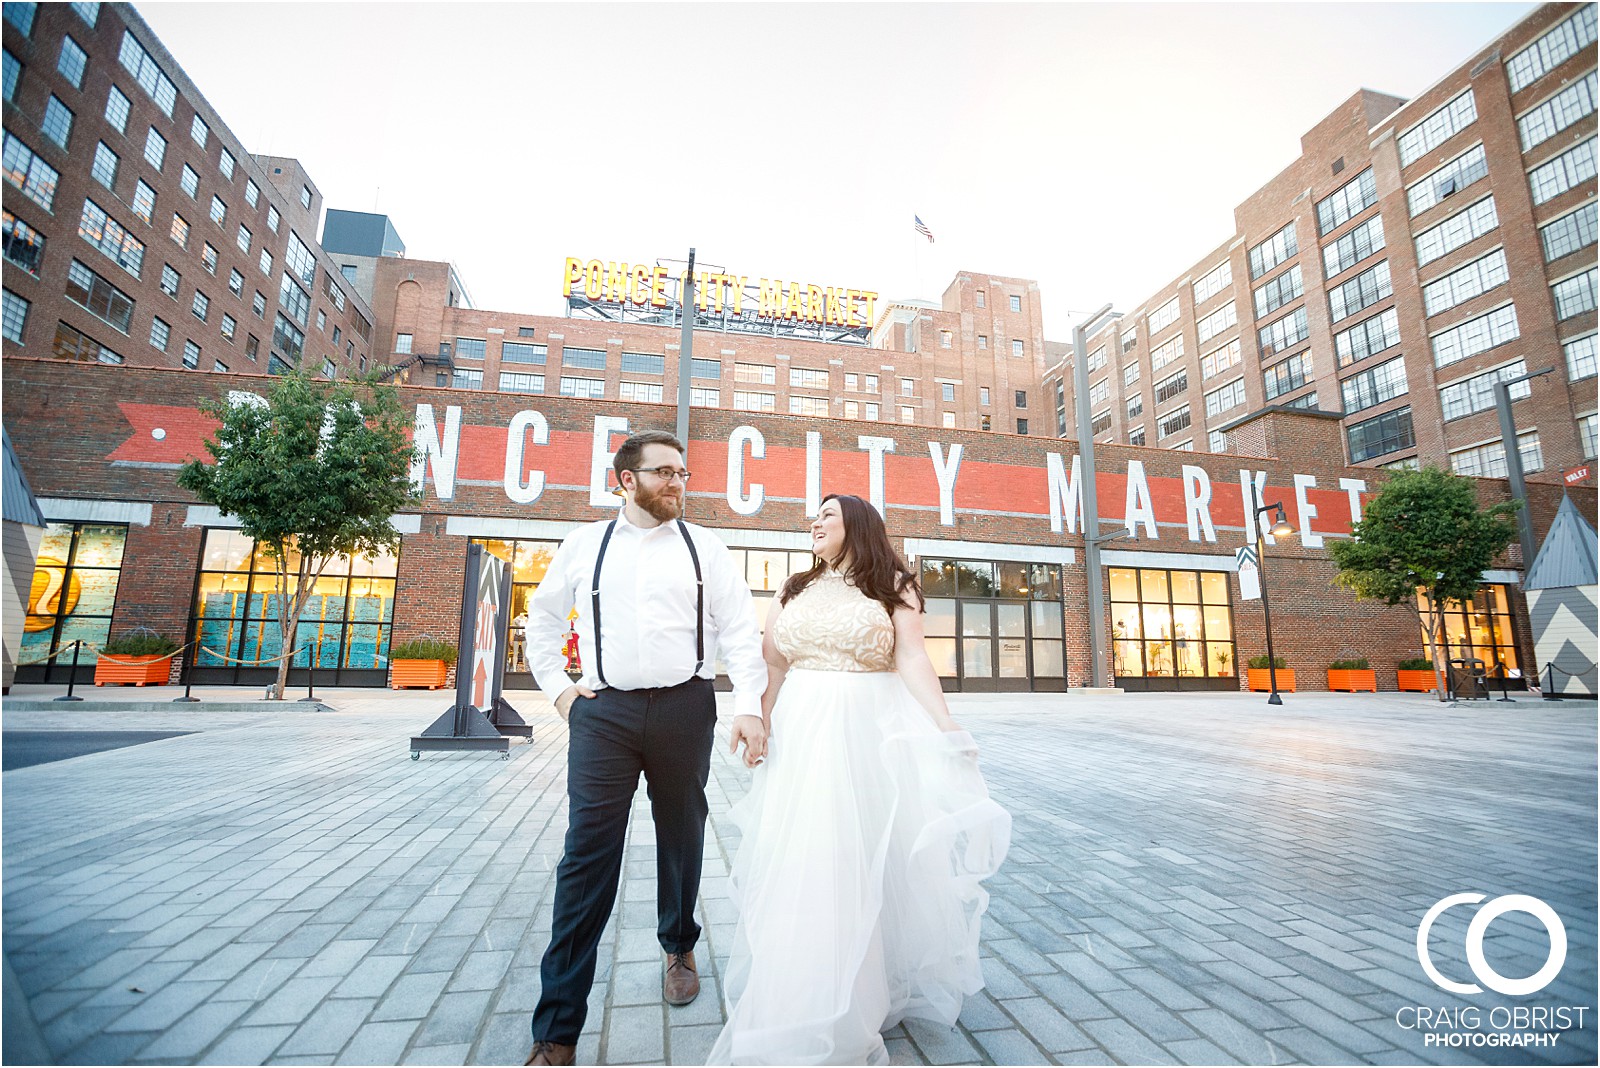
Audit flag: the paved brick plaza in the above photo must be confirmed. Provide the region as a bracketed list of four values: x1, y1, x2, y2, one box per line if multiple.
[2, 688, 1594, 1066]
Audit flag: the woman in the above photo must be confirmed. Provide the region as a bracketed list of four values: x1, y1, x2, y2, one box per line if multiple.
[708, 494, 1011, 1066]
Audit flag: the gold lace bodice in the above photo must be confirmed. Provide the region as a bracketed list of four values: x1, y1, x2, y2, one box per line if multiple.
[774, 570, 896, 672]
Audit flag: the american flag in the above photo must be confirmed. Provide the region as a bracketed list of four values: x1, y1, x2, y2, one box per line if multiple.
[914, 215, 935, 243]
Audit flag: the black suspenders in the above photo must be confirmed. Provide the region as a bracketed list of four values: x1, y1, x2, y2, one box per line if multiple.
[589, 519, 704, 687]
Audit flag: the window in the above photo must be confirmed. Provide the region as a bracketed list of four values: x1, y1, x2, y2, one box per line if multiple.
[181, 339, 200, 368]
[2, 211, 44, 276]
[940, 330, 952, 348]
[1248, 222, 1298, 280]
[1323, 215, 1386, 278]
[451, 368, 483, 389]
[258, 248, 271, 275]
[251, 291, 265, 318]
[1418, 249, 1509, 318]
[454, 337, 487, 360]
[1208, 430, 1227, 452]
[20, 523, 129, 680]
[2, 133, 60, 211]
[940, 382, 955, 402]
[143, 128, 167, 172]
[1519, 71, 1597, 152]
[1566, 333, 1597, 381]
[170, 213, 190, 249]
[178, 164, 199, 200]
[791, 367, 829, 389]
[1192, 259, 1233, 304]
[1431, 304, 1519, 369]
[160, 263, 180, 297]
[499, 371, 544, 395]
[1011, 389, 1026, 409]
[1252, 264, 1303, 319]
[90, 142, 118, 190]
[1284, 391, 1319, 411]
[1450, 432, 1543, 477]
[1154, 370, 1188, 405]
[219, 148, 235, 180]
[1016, 418, 1029, 435]
[1398, 90, 1478, 167]
[300, 185, 312, 210]
[1328, 260, 1393, 322]
[330, 326, 340, 344]
[2, 3, 31, 36]
[1414, 196, 1498, 267]
[41, 96, 73, 149]
[559, 376, 605, 399]
[1204, 378, 1247, 418]
[1089, 380, 1109, 406]
[190, 114, 208, 148]
[1196, 301, 1237, 345]
[245, 334, 259, 361]
[245, 180, 259, 208]
[1123, 362, 1141, 387]
[1438, 359, 1529, 421]
[1009, 294, 1022, 312]
[65, 259, 133, 332]
[56, 36, 87, 88]
[118, 30, 177, 115]
[499, 341, 545, 365]
[555, 346, 602, 369]
[1580, 413, 1598, 460]
[790, 396, 829, 416]
[864, 374, 879, 393]
[1506, 5, 1597, 93]
[220, 313, 236, 341]
[1257, 306, 1308, 358]
[733, 390, 776, 412]
[1148, 296, 1181, 335]
[616, 381, 662, 403]
[210, 195, 226, 225]
[1087, 346, 1108, 372]
[1316, 167, 1377, 234]
[1157, 406, 1191, 440]
[1121, 330, 1138, 354]
[1529, 138, 1596, 206]
[1129, 426, 1147, 446]
[1407, 144, 1488, 216]
[900, 377, 916, 397]
[2, 289, 28, 343]
[285, 232, 315, 287]
[53, 320, 121, 363]
[1109, 567, 1236, 682]
[390, 333, 413, 356]
[1127, 393, 1144, 419]
[271, 313, 304, 362]
[278, 273, 310, 327]
[201, 243, 217, 274]
[844, 372, 859, 392]
[690, 358, 719, 379]
[619, 351, 664, 375]
[1334, 308, 1401, 367]
[104, 85, 130, 133]
[148, 316, 169, 351]
[191, 290, 209, 322]
[1553, 269, 1598, 320]
[1541, 203, 1598, 262]
[896, 405, 914, 423]
[975, 290, 985, 308]
[977, 335, 987, 349]
[693, 387, 720, 408]
[235, 224, 252, 255]
[734, 362, 775, 384]
[1, 49, 16, 104]
[865, 402, 880, 420]
[1263, 352, 1312, 400]
[1151, 333, 1185, 370]
[1201, 338, 1242, 379]
[78, 199, 143, 278]
[1341, 356, 1410, 414]
[131, 180, 155, 224]
[1346, 406, 1416, 462]
[1012, 338, 1025, 357]
[267, 205, 280, 232]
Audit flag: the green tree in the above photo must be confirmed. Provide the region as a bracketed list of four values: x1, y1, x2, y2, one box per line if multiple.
[1327, 466, 1517, 701]
[178, 372, 417, 698]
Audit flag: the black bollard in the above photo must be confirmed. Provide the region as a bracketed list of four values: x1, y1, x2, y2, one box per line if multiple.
[173, 647, 199, 703]
[300, 646, 319, 704]
[54, 642, 84, 702]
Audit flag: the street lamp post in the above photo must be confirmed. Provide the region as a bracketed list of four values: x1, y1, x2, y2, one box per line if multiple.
[1071, 304, 1117, 688]
[1252, 482, 1295, 705]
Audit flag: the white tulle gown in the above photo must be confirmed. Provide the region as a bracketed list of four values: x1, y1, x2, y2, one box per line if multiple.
[707, 570, 1012, 1065]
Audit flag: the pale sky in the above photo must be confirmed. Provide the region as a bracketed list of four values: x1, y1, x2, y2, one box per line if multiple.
[138, 2, 1536, 335]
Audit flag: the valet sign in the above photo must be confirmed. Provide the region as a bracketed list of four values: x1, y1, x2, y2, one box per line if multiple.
[1395, 893, 1589, 1052]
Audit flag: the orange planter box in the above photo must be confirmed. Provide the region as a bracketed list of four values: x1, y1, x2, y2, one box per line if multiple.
[391, 659, 449, 690]
[1327, 668, 1377, 692]
[1397, 669, 1437, 693]
[94, 655, 173, 686]
[1246, 667, 1295, 693]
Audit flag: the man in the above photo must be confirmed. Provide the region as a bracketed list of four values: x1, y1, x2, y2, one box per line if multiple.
[523, 430, 769, 1067]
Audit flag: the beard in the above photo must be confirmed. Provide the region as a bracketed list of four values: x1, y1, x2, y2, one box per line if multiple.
[635, 480, 684, 522]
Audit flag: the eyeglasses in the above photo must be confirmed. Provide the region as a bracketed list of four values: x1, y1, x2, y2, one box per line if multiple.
[632, 466, 692, 483]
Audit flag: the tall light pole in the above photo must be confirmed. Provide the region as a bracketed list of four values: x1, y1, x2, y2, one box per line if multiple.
[1072, 304, 1116, 688]
[674, 248, 697, 460]
[1252, 483, 1296, 705]
[1493, 366, 1553, 570]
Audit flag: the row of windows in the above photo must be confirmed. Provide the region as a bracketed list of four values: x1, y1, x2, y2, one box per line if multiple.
[1407, 143, 1488, 217]
[1341, 355, 1409, 415]
[1450, 431, 1543, 478]
[1329, 259, 1392, 323]
[1150, 332, 1184, 370]
[1422, 248, 1507, 317]
[1518, 70, 1597, 153]
[1204, 378, 1246, 418]
[1398, 89, 1478, 168]
[1335, 308, 1401, 368]
[1252, 264, 1303, 320]
[1249, 222, 1297, 281]
[1432, 304, 1520, 370]
[1506, 5, 1596, 94]
[1529, 137, 1596, 206]
[1553, 269, 1598, 321]
[1416, 196, 1498, 267]
[1324, 215, 1386, 278]
[1263, 351, 1312, 401]
[1192, 259, 1232, 304]
[1541, 203, 1597, 263]
[1196, 300, 1236, 345]
[1316, 167, 1377, 236]
[1439, 359, 1530, 422]
[1148, 296, 1181, 335]
[1347, 406, 1415, 463]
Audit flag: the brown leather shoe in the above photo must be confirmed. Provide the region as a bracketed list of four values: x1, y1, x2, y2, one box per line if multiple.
[525, 1039, 576, 1066]
[664, 949, 700, 1006]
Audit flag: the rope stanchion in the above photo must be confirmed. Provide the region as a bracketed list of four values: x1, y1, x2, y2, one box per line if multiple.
[1542, 660, 1596, 701]
[195, 644, 312, 701]
[55, 641, 84, 702]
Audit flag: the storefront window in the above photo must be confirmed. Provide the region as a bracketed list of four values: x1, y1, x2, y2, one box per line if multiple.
[191, 529, 397, 680]
[918, 557, 1067, 691]
[1418, 584, 1519, 676]
[1111, 567, 1236, 688]
[20, 522, 127, 679]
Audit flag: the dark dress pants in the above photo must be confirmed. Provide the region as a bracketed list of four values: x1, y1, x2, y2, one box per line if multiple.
[531, 676, 717, 1044]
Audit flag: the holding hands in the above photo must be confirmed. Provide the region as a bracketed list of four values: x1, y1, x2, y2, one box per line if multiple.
[729, 715, 768, 768]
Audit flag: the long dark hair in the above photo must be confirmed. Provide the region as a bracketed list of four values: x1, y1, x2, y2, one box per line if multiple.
[780, 494, 924, 614]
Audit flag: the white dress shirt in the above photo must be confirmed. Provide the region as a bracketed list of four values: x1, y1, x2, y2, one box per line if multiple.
[524, 510, 767, 720]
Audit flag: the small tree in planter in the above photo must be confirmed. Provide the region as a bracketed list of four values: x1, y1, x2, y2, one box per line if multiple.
[389, 637, 457, 690]
[1246, 654, 1293, 692]
[1327, 657, 1376, 692]
[96, 631, 180, 686]
[1327, 467, 1516, 703]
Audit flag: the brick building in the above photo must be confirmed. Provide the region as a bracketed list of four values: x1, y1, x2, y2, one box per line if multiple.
[1046, 2, 1597, 481]
[2, 2, 376, 378]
